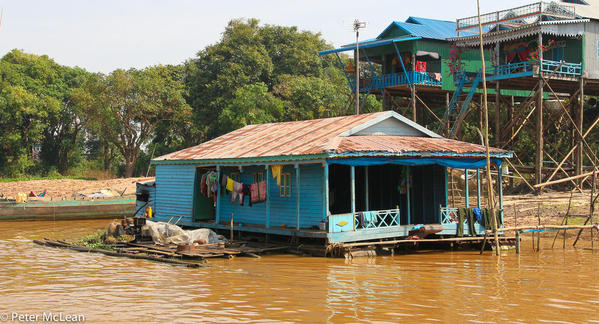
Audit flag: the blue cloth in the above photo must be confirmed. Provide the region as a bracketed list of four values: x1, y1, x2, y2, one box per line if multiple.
[328, 157, 503, 169]
[363, 211, 377, 226]
[472, 208, 482, 223]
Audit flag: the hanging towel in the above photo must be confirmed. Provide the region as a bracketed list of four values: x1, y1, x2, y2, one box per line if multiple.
[231, 181, 243, 203]
[466, 209, 476, 236]
[457, 208, 465, 237]
[250, 183, 259, 203]
[258, 180, 267, 201]
[226, 177, 234, 192]
[271, 165, 283, 186]
[363, 211, 377, 227]
[200, 173, 208, 196]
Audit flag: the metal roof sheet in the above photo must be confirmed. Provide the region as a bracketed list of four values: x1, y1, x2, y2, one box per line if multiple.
[450, 19, 588, 46]
[378, 17, 458, 41]
[333, 136, 507, 156]
[154, 112, 510, 163]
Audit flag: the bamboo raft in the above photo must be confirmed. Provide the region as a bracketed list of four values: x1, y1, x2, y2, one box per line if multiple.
[33, 238, 289, 267]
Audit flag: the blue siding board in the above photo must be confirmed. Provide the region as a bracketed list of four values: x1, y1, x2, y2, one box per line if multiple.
[155, 164, 196, 224]
[216, 164, 324, 229]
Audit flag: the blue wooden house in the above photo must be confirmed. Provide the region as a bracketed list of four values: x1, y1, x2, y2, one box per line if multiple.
[150, 111, 512, 244]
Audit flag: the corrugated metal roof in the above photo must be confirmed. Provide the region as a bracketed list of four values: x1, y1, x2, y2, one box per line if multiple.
[450, 19, 587, 46]
[333, 136, 506, 155]
[378, 17, 458, 41]
[154, 111, 510, 163]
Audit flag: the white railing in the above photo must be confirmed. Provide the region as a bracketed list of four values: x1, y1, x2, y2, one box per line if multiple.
[440, 207, 459, 225]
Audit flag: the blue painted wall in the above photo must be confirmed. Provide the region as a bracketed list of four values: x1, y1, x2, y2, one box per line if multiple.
[217, 164, 325, 229]
[154, 164, 196, 224]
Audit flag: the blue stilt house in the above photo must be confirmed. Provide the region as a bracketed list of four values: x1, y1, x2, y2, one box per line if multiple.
[150, 111, 512, 244]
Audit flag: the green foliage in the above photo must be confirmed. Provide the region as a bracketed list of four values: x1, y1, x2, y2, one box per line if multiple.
[0, 18, 388, 179]
[219, 82, 284, 132]
[185, 18, 351, 140]
[80, 65, 192, 177]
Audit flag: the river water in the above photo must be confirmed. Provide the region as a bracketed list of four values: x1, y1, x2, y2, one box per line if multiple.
[1, 220, 599, 323]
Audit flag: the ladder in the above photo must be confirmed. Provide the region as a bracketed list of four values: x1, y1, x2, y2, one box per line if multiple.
[440, 70, 482, 139]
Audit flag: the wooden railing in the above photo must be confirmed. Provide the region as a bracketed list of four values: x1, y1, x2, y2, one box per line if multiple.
[328, 208, 400, 233]
[356, 71, 442, 91]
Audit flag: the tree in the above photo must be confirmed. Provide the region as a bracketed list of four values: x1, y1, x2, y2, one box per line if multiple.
[219, 82, 284, 132]
[0, 50, 64, 176]
[185, 18, 351, 141]
[82, 65, 191, 177]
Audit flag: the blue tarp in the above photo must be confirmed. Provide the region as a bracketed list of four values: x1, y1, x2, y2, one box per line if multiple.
[328, 157, 502, 169]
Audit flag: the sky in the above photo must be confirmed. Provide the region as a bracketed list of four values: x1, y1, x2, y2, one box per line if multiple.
[0, 0, 533, 73]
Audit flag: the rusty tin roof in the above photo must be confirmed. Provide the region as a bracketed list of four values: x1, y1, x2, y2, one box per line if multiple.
[153, 111, 510, 164]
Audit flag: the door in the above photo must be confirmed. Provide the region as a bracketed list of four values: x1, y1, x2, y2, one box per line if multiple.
[193, 168, 215, 221]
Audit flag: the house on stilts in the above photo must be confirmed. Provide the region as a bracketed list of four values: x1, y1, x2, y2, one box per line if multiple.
[150, 111, 512, 245]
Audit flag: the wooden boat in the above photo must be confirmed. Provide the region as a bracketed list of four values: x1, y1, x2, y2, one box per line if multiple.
[0, 197, 135, 221]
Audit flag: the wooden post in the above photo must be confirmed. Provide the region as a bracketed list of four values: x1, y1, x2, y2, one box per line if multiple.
[215, 165, 221, 224]
[477, 168, 481, 208]
[465, 169, 470, 208]
[536, 203, 541, 252]
[498, 165, 504, 225]
[516, 231, 521, 254]
[295, 164, 300, 231]
[411, 52, 417, 122]
[495, 82, 501, 145]
[407, 166, 412, 224]
[445, 167, 449, 208]
[266, 165, 271, 229]
[576, 77, 584, 183]
[350, 165, 356, 215]
[476, 0, 499, 255]
[230, 212, 234, 241]
[535, 32, 544, 192]
[365, 166, 369, 211]
[324, 162, 329, 219]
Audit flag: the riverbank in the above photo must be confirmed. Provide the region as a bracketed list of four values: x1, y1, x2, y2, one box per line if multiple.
[0, 177, 147, 200]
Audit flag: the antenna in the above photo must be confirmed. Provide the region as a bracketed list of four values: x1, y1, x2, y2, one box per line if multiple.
[353, 19, 366, 115]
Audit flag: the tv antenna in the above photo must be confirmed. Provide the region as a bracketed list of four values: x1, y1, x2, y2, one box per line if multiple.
[353, 19, 366, 115]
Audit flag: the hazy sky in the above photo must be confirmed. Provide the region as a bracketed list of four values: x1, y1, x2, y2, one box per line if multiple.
[0, 0, 532, 73]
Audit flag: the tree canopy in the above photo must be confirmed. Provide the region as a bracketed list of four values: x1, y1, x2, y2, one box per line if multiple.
[0, 18, 381, 178]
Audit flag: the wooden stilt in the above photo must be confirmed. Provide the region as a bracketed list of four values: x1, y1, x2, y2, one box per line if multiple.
[411, 52, 417, 122]
[536, 203, 541, 252]
[516, 231, 521, 254]
[535, 32, 544, 193]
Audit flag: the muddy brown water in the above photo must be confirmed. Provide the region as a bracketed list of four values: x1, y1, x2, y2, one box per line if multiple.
[1, 220, 599, 323]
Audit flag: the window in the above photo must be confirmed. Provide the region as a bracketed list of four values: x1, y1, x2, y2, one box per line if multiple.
[280, 173, 291, 197]
[254, 172, 264, 183]
[230, 172, 241, 182]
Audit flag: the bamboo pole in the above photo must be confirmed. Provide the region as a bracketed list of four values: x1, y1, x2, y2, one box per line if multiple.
[551, 190, 573, 249]
[486, 224, 599, 233]
[536, 203, 541, 252]
[534, 171, 595, 188]
[476, 0, 499, 255]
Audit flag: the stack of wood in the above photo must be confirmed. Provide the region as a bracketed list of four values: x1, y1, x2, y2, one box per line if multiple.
[33, 238, 289, 267]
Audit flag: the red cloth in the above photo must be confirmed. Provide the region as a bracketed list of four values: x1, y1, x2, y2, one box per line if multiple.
[415, 61, 427, 72]
[258, 180, 266, 201]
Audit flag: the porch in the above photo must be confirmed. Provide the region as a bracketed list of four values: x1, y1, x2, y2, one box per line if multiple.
[358, 71, 442, 92]
[485, 59, 582, 81]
